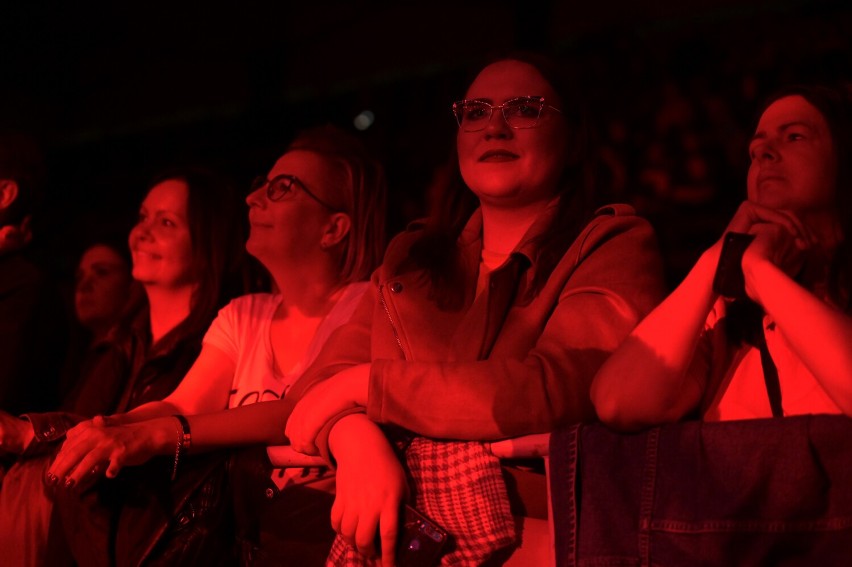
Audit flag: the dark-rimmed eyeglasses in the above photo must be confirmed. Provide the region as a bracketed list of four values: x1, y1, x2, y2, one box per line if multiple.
[452, 96, 562, 132]
[250, 174, 341, 211]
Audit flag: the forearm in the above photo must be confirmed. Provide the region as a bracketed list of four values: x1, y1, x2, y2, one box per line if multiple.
[182, 400, 292, 453]
[592, 247, 720, 430]
[110, 400, 183, 425]
[745, 259, 852, 414]
[370, 290, 658, 440]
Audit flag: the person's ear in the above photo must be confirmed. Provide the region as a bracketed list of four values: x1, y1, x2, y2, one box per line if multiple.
[320, 212, 352, 250]
[0, 180, 19, 211]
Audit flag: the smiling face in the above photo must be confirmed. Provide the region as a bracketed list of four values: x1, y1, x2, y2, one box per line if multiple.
[456, 59, 569, 209]
[128, 179, 195, 289]
[246, 149, 346, 271]
[74, 244, 132, 334]
[747, 95, 837, 215]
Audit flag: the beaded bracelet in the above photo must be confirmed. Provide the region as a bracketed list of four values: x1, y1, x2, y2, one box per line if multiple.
[170, 414, 192, 481]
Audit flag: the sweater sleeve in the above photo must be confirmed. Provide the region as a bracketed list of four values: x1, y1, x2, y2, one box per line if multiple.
[368, 215, 666, 440]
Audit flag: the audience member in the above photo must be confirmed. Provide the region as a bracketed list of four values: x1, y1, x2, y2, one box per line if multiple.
[0, 167, 246, 567]
[283, 53, 666, 565]
[592, 84, 852, 429]
[48, 125, 387, 565]
[74, 241, 135, 341]
[60, 239, 140, 407]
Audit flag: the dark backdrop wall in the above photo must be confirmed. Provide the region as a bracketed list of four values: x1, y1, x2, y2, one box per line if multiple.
[1, 0, 850, 290]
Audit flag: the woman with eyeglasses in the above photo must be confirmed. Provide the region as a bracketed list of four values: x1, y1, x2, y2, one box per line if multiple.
[282, 54, 666, 565]
[48, 125, 387, 565]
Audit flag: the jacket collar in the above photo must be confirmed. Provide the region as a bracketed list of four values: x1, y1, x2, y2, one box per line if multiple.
[457, 197, 561, 276]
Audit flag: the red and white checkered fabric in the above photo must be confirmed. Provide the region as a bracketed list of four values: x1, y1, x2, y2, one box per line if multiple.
[326, 437, 517, 566]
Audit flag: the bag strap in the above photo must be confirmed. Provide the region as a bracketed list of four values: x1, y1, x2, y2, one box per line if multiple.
[735, 300, 784, 418]
[754, 328, 784, 418]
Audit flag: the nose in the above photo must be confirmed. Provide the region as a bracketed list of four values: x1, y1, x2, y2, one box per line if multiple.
[483, 109, 513, 139]
[130, 219, 153, 245]
[76, 272, 94, 294]
[246, 185, 267, 208]
[753, 140, 779, 163]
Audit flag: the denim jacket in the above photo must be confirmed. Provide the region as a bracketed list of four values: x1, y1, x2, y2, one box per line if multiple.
[550, 415, 852, 566]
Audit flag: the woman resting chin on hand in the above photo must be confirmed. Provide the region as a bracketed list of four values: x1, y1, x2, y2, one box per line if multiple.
[592, 85, 852, 430]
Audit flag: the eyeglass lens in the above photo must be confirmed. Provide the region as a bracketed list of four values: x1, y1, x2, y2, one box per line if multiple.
[456, 98, 544, 131]
[250, 176, 294, 201]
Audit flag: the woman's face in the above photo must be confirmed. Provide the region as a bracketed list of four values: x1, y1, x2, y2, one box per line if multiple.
[747, 95, 837, 215]
[74, 244, 131, 333]
[246, 149, 345, 270]
[128, 179, 195, 289]
[457, 59, 568, 209]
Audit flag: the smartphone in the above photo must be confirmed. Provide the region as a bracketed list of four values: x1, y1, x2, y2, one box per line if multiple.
[712, 231, 755, 299]
[395, 505, 449, 567]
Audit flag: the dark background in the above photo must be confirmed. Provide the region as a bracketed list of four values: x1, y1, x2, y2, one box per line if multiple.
[2, 0, 850, 288]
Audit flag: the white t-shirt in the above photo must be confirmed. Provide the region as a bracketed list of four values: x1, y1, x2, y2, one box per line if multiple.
[202, 282, 369, 489]
[203, 282, 369, 409]
[699, 298, 842, 421]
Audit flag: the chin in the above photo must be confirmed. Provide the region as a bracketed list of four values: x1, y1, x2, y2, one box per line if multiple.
[131, 267, 158, 285]
[469, 181, 522, 200]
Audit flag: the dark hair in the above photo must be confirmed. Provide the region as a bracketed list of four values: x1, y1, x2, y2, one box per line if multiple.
[77, 235, 132, 271]
[757, 84, 852, 309]
[146, 167, 247, 343]
[286, 124, 387, 283]
[409, 51, 599, 308]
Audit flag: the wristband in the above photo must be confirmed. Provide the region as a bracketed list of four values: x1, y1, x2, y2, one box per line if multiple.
[170, 414, 192, 481]
[712, 232, 755, 299]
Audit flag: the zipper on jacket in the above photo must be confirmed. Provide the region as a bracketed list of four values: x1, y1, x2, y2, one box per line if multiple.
[378, 284, 405, 357]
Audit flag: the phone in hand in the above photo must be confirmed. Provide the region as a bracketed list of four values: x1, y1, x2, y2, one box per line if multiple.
[713, 231, 756, 299]
[394, 505, 449, 567]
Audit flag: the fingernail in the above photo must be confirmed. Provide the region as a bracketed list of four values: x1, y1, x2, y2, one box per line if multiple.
[45, 472, 58, 486]
[64, 477, 76, 489]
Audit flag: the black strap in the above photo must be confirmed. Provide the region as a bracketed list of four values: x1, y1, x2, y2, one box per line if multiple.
[754, 329, 784, 418]
[734, 300, 784, 418]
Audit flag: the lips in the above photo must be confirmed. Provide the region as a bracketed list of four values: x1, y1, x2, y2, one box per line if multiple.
[132, 249, 161, 261]
[249, 212, 273, 228]
[479, 149, 519, 162]
[757, 170, 785, 186]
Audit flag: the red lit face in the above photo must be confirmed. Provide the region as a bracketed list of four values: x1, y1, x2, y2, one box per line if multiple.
[457, 60, 568, 209]
[246, 150, 343, 270]
[747, 95, 837, 215]
[128, 179, 194, 289]
[74, 244, 131, 333]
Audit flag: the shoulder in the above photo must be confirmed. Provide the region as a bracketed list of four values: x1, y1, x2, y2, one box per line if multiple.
[588, 203, 652, 230]
[548, 203, 665, 297]
[574, 203, 658, 254]
[387, 219, 428, 250]
[206, 294, 279, 340]
[219, 293, 280, 317]
[378, 219, 430, 273]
